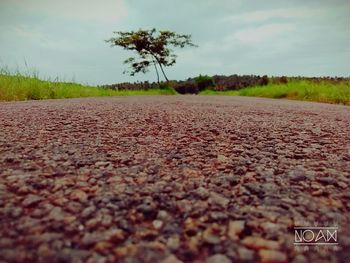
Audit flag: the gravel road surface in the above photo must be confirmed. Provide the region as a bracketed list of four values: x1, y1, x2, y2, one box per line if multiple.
[0, 96, 349, 263]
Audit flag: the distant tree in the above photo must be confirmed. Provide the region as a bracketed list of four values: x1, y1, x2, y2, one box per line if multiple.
[106, 29, 197, 84]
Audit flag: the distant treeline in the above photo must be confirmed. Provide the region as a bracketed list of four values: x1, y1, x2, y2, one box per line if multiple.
[101, 75, 349, 94]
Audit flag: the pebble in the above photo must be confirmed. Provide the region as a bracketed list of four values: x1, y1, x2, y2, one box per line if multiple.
[259, 249, 287, 263]
[152, 220, 164, 230]
[161, 254, 183, 263]
[317, 176, 337, 185]
[236, 246, 255, 261]
[205, 254, 231, 263]
[167, 236, 180, 250]
[242, 236, 280, 250]
[81, 206, 96, 218]
[95, 161, 111, 167]
[48, 207, 66, 222]
[194, 186, 210, 199]
[288, 169, 307, 182]
[209, 192, 230, 207]
[22, 194, 42, 207]
[70, 189, 88, 203]
[136, 204, 156, 218]
[228, 220, 245, 239]
[217, 155, 229, 163]
[204, 234, 221, 245]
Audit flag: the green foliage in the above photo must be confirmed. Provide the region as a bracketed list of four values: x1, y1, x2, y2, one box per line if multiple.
[194, 74, 214, 91]
[199, 79, 350, 105]
[106, 28, 197, 82]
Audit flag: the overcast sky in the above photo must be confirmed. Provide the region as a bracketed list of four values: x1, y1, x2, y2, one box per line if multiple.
[0, 0, 349, 85]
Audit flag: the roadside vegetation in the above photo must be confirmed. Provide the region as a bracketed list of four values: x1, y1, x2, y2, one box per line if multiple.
[0, 70, 175, 102]
[199, 78, 350, 105]
[1, 68, 348, 105]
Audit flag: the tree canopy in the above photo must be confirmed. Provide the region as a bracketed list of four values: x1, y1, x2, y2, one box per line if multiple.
[106, 29, 197, 83]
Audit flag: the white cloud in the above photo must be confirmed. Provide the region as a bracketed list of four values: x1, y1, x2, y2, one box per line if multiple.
[233, 23, 295, 44]
[10, 0, 127, 24]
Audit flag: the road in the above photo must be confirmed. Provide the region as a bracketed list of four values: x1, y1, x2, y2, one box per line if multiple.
[0, 96, 349, 263]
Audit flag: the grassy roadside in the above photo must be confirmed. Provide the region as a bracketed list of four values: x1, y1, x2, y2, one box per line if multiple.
[0, 72, 176, 102]
[200, 79, 350, 105]
[2, 70, 349, 105]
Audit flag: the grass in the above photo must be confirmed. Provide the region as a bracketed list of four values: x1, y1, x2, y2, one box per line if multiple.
[199, 79, 350, 105]
[0, 70, 176, 102]
[2, 68, 349, 105]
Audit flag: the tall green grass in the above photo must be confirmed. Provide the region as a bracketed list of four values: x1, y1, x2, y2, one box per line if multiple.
[0, 69, 176, 101]
[200, 79, 350, 105]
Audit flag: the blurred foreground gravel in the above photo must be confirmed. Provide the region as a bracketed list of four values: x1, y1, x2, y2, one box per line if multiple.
[0, 96, 349, 263]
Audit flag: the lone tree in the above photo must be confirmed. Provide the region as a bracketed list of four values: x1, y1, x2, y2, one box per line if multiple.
[106, 28, 197, 84]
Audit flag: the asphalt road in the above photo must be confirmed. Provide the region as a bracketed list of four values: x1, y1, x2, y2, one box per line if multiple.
[0, 96, 349, 263]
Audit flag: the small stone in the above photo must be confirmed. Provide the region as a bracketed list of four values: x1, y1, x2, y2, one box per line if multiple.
[37, 243, 53, 258]
[152, 220, 164, 230]
[259, 249, 287, 263]
[183, 167, 200, 177]
[288, 169, 306, 182]
[217, 155, 229, 163]
[261, 222, 282, 233]
[209, 192, 229, 207]
[167, 236, 180, 250]
[0, 238, 14, 248]
[194, 187, 210, 200]
[292, 255, 307, 263]
[209, 212, 228, 221]
[22, 194, 42, 207]
[338, 181, 347, 189]
[206, 254, 231, 263]
[161, 254, 183, 263]
[204, 234, 221, 245]
[317, 176, 336, 185]
[48, 206, 65, 221]
[82, 232, 102, 246]
[101, 214, 113, 227]
[52, 197, 68, 206]
[1, 249, 22, 262]
[70, 189, 88, 202]
[136, 204, 155, 218]
[107, 229, 125, 243]
[86, 218, 101, 229]
[245, 183, 263, 196]
[228, 220, 245, 239]
[81, 206, 96, 218]
[11, 207, 23, 218]
[93, 241, 112, 253]
[157, 210, 170, 221]
[242, 236, 280, 250]
[95, 161, 111, 167]
[65, 201, 82, 213]
[237, 247, 254, 261]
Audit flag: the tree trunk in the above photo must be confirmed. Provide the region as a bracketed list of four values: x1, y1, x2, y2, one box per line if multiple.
[158, 62, 169, 82]
[151, 53, 169, 82]
[153, 60, 160, 85]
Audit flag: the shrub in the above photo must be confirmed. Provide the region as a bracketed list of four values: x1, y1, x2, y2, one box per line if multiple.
[102, 81, 153, 91]
[279, 76, 288, 84]
[193, 74, 215, 91]
[260, 75, 269, 86]
[213, 74, 267, 91]
[174, 81, 199, 94]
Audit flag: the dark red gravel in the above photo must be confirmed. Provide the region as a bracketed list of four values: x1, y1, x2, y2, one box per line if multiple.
[0, 96, 349, 263]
